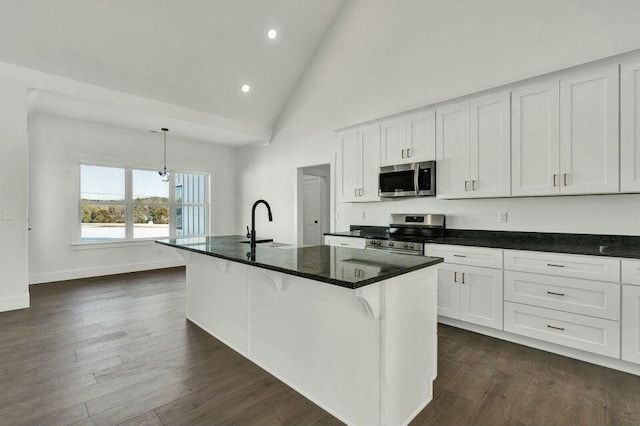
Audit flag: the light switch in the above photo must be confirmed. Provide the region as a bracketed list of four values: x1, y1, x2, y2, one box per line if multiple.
[3, 210, 14, 220]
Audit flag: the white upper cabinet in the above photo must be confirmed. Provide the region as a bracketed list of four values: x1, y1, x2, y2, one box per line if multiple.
[512, 80, 561, 196]
[437, 92, 510, 199]
[512, 66, 619, 197]
[359, 124, 381, 201]
[380, 110, 435, 166]
[337, 129, 359, 202]
[336, 125, 380, 203]
[469, 92, 511, 198]
[621, 59, 640, 192]
[559, 66, 620, 194]
[380, 117, 406, 166]
[436, 101, 471, 199]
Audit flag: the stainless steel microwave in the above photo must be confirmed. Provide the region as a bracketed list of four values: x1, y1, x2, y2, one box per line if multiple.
[379, 161, 436, 198]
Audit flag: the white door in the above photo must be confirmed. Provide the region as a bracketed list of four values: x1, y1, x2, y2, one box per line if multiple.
[380, 118, 406, 166]
[359, 124, 381, 201]
[405, 109, 436, 163]
[337, 129, 359, 202]
[469, 92, 511, 198]
[512, 80, 561, 196]
[560, 66, 620, 194]
[622, 285, 640, 364]
[459, 265, 503, 330]
[436, 102, 470, 199]
[437, 264, 461, 319]
[621, 59, 640, 192]
[302, 175, 322, 246]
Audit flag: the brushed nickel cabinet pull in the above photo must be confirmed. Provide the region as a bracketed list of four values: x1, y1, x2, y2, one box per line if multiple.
[547, 263, 565, 268]
[547, 291, 565, 296]
[359, 188, 363, 196]
[472, 180, 478, 190]
[354, 188, 358, 196]
[453, 254, 467, 258]
[563, 173, 569, 186]
[340, 243, 349, 246]
[461, 273, 466, 284]
[464, 181, 470, 191]
[547, 324, 565, 331]
[454, 271, 458, 283]
[553, 174, 558, 187]
[407, 148, 412, 157]
[401, 149, 406, 158]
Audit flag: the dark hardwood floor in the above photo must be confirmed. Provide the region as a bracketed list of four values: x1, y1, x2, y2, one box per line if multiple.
[1, 268, 638, 425]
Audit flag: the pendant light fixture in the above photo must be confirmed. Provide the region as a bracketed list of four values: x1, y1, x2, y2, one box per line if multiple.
[158, 127, 170, 182]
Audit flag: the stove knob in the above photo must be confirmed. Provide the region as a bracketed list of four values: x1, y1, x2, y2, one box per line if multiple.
[376, 240, 382, 246]
[409, 244, 414, 249]
[389, 241, 394, 247]
[403, 243, 408, 248]
[370, 240, 376, 245]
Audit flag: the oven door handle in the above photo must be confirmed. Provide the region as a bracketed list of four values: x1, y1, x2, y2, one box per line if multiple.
[387, 250, 420, 256]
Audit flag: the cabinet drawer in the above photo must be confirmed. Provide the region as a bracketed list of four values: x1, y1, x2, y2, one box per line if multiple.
[503, 250, 620, 283]
[324, 235, 366, 249]
[504, 302, 620, 358]
[425, 244, 503, 269]
[622, 259, 640, 285]
[504, 271, 620, 320]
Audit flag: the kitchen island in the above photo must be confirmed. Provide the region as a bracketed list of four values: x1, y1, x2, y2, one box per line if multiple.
[156, 236, 443, 426]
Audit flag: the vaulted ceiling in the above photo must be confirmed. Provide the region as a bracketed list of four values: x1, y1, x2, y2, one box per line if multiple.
[0, 0, 346, 129]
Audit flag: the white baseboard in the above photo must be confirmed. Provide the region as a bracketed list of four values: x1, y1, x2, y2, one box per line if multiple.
[439, 317, 640, 377]
[0, 293, 30, 312]
[29, 259, 185, 284]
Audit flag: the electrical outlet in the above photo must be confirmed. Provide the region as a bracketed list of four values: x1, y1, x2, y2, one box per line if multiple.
[361, 211, 366, 220]
[498, 211, 508, 223]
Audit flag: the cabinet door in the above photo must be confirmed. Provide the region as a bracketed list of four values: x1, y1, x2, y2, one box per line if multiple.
[437, 264, 461, 319]
[436, 102, 470, 199]
[560, 66, 620, 194]
[459, 265, 503, 330]
[358, 124, 381, 201]
[469, 92, 511, 198]
[621, 59, 640, 192]
[622, 285, 640, 364]
[405, 110, 436, 163]
[512, 81, 561, 196]
[380, 118, 406, 167]
[337, 130, 359, 202]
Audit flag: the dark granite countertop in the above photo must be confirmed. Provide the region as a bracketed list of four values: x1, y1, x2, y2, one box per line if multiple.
[325, 228, 640, 259]
[156, 235, 443, 289]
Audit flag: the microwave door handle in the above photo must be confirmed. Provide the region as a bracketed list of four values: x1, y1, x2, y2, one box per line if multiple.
[414, 163, 420, 193]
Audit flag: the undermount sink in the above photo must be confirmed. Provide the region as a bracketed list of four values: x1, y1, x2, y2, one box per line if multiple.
[239, 239, 274, 244]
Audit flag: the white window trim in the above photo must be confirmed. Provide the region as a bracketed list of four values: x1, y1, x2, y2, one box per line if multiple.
[70, 152, 213, 248]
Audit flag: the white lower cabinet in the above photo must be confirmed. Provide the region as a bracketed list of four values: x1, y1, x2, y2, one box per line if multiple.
[504, 301, 620, 358]
[437, 263, 503, 330]
[504, 271, 620, 320]
[622, 285, 640, 364]
[323, 235, 366, 249]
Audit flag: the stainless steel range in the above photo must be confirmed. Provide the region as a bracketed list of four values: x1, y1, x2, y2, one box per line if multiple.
[365, 214, 446, 255]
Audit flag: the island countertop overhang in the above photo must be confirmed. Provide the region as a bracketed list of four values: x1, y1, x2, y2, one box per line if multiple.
[155, 235, 443, 289]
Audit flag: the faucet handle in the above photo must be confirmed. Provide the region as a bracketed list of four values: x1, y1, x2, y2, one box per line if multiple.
[246, 226, 251, 239]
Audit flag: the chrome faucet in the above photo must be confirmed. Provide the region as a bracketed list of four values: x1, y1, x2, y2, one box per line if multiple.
[250, 199, 273, 250]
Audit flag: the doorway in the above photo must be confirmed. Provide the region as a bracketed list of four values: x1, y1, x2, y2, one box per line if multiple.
[297, 164, 330, 246]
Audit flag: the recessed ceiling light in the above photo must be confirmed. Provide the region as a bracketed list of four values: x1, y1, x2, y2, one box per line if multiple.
[267, 28, 277, 40]
[241, 84, 251, 93]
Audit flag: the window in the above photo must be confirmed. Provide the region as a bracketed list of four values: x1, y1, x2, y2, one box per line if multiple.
[80, 164, 209, 242]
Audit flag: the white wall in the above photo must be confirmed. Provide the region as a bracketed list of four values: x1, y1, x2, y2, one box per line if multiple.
[236, 0, 640, 243]
[28, 114, 236, 284]
[0, 58, 260, 312]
